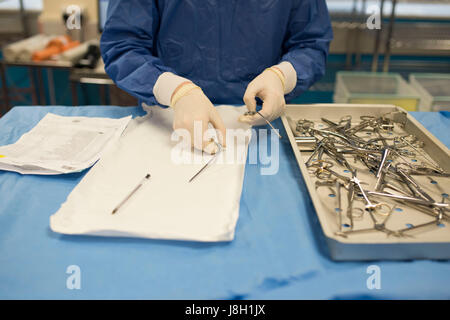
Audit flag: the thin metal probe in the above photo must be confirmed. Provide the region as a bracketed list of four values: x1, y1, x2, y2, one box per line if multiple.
[256, 111, 282, 139]
[400, 137, 442, 171]
[352, 178, 372, 210]
[396, 169, 435, 203]
[346, 179, 355, 229]
[399, 201, 450, 223]
[368, 191, 448, 208]
[383, 180, 412, 196]
[382, 205, 397, 227]
[374, 127, 389, 148]
[336, 228, 378, 238]
[336, 181, 343, 232]
[346, 119, 372, 135]
[410, 168, 450, 177]
[188, 142, 222, 183]
[112, 173, 151, 215]
[374, 149, 391, 191]
[437, 197, 445, 223]
[397, 220, 439, 236]
[321, 117, 339, 130]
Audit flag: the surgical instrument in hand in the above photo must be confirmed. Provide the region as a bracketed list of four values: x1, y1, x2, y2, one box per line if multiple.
[112, 173, 151, 215]
[256, 111, 282, 139]
[244, 111, 282, 139]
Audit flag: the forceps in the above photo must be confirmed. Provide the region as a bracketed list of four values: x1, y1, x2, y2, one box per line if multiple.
[309, 160, 353, 186]
[336, 206, 399, 238]
[346, 177, 365, 229]
[351, 171, 391, 215]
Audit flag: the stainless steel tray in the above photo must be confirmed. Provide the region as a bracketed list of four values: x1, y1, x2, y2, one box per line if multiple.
[281, 104, 450, 261]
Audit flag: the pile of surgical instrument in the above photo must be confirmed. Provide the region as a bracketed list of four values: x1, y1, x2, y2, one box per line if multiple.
[293, 112, 449, 239]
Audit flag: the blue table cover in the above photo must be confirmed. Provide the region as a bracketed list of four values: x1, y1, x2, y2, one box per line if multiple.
[0, 106, 449, 300]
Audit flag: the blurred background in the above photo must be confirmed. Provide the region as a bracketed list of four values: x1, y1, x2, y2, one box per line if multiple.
[0, 0, 449, 116]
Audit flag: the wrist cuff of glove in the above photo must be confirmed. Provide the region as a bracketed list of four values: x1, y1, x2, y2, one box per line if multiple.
[265, 67, 286, 93]
[273, 61, 297, 94]
[153, 72, 192, 106]
[170, 82, 202, 108]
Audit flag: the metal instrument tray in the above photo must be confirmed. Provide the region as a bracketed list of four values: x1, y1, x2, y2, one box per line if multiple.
[281, 104, 450, 261]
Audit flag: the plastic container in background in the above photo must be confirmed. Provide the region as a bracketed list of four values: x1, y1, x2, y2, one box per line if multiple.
[334, 72, 421, 111]
[409, 73, 450, 112]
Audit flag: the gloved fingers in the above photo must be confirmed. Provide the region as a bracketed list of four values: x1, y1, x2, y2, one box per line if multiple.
[188, 119, 207, 152]
[203, 139, 219, 155]
[241, 81, 264, 125]
[239, 93, 284, 126]
[260, 93, 284, 122]
[243, 81, 261, 113]
[238, 113, 267, 126]
[275, 99, 286, 119]
[177, 121, 218, 155]
[259, 96, 277, 121]
[208, 109, 227, 147]
[201, 120, 223, 155]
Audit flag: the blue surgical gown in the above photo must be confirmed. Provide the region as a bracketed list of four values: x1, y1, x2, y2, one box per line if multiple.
[100, 0, 333, 106]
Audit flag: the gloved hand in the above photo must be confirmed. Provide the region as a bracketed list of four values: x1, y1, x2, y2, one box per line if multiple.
[171, 83, 226, 153]
[239, 67, 286, 126]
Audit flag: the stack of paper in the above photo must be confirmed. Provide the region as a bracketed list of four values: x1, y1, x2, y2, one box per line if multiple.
[0, 113, 131, 175]
[50, 106, 251, 242]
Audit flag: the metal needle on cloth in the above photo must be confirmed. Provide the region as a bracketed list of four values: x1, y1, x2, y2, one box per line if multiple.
[189, 142, 223, 183]
[112, 173, 151, 214]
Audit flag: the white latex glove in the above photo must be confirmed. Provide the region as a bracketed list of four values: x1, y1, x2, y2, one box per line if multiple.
[172, 86, 226, 153]
[153, 72, 226, 153]
[240, 67, 286, 126]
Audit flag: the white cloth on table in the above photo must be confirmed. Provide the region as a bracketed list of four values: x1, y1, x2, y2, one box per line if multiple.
[50, 105, 251, 242]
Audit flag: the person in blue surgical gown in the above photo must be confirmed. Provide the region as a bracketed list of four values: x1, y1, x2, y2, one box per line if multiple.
[101, 0, 333, 151]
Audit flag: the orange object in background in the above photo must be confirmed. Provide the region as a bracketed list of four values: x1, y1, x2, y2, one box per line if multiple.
[32, 35, 80, 62]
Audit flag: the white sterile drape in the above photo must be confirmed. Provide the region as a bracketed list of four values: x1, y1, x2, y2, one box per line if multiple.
[50, 106, 251, 242]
